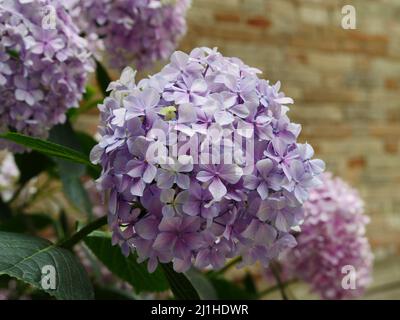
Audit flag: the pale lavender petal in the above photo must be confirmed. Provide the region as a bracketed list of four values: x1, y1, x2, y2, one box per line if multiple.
[196, 170, 214, 183]
[160, 189, 175, 203]
[176, 173, 190, 189]
[143, 164, 157, 183]
[135, 218, 158, 240]
[130, 179, 146, 196]
[208, 177, 227, 200]
[157, 170, 176, 189]
[257, 182, 269, 200]
[173, 257, 192, 273]
[162, 205, 176, 217]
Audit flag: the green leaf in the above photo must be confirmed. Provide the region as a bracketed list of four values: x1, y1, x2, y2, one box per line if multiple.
[0, 198, 12, 220]
[185, 268, 217, 300]
[96, 60, 112, 97]
[7, 49, 19, 59]
[49, 123, 93, 217]
[0, 231, 94, 300]
[14, 152, 55, 185]
[209, 277, 256, 300]
[61, 178, 93, 217]
[75, 132, 101, 179]
[243, 272, 257, 294]
[0, 132, 94, 167]
[0, 274, 12, 288]
[0, 213, 54, 233]
[49, 122, 86, 156]
[161, 263, 200, 300]
[83, 85, 96, 102]
[84, 231, 169, 294]
[68, 98, 103, 121]
[75, 131, 98, 156]
[94, 286, 135, 300]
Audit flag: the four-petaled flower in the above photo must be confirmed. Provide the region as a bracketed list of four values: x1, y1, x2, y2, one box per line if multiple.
[196, 163, 243, 200]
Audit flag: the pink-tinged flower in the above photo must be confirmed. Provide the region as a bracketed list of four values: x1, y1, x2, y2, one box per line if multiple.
[275, 173, 373, 300]
[92, 47, 324, 272]
[0, 0, 93, 152]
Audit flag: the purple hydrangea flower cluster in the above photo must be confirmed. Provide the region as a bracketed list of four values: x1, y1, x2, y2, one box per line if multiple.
[281, 173, 373, 299]
[0, 0, 93, 152]
[65, 0, 190, 70]
[91, 47, 325, 273]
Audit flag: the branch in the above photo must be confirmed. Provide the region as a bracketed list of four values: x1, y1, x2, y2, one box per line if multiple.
[59, 215, 107, 250]
[258, 279, 298, 298]
[211, 256, 242, 276]
[269, 262, 289, 300]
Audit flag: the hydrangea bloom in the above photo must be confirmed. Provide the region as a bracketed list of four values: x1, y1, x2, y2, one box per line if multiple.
[278, 173, 373, 299]
[91, 47, 325, 273]
[0, 0, 93, 152]
[65, 0, 190, 70]
[0, 151, 19, 201]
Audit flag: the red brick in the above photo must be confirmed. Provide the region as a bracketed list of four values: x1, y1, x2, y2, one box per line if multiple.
[301, 124, 352, 139]
[370, 125, 400, 138]
[347, 156, 366, 169]
[384, 141, 398, 154]
[246, 16, 271, 29]
[385, 78, 399, 90]
[214, 12, 241, 23]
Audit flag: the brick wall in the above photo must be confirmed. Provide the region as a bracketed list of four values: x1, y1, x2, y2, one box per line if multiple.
[178, 0, 400, 251]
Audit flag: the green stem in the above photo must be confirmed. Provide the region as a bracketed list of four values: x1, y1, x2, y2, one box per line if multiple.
[365, 280, 400, 297]
[59, 215, 107, 250]
[269, 262, 289, 300]
[258, 279, 298, 298]
[69, 99, 103, 121]
[212, 256, 242, 276]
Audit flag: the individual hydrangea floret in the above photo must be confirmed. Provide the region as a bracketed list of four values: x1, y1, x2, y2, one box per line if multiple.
[91, 47, 325, 273]
[278, 173, 373, 299]
[0, 0, 93, 152]
[65, 0, 190, 70]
